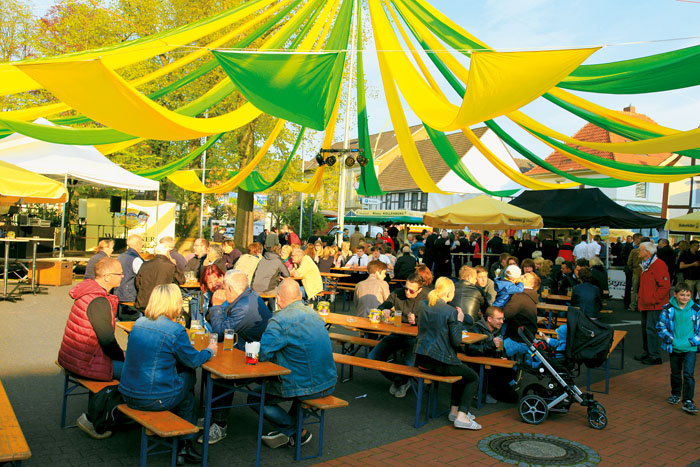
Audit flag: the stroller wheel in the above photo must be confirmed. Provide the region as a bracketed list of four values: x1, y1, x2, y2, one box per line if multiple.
[519, 395, 549, 425]
[593, 402, 606, 414]
[588, 408, 608, 429]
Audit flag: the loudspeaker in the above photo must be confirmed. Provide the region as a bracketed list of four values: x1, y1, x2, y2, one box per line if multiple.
[110, 196, 122, 213]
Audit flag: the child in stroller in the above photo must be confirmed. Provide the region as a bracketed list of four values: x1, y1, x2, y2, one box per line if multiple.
[516, 308, 610, 429]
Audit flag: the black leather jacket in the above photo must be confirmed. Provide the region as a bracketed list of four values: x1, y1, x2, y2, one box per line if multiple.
[449, 281, 486, 326]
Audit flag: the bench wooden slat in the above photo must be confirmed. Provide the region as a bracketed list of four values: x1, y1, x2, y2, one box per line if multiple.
[333, 353, 461, 384]
[457, 354, 516, 369]
[55, 361, 119, 393]
[0, 380, 31, 463]
[608, 330, 627, 359]
[301, 395, 349, 410]
[117, 404, 199, 438]
[329, 332, 380, 348]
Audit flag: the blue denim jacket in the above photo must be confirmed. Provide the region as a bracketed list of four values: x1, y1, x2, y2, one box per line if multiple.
[259, 300, 336, 398]
[209, 288, 271, 350]
[118, 316, 212, 400]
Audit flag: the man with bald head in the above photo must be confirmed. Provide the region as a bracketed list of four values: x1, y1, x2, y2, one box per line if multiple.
[252, 279, 337, 449]
[201, 270, 272, 444]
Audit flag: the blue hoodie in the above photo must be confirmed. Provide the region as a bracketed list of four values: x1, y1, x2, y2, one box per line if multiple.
[493, 278, 524, 308]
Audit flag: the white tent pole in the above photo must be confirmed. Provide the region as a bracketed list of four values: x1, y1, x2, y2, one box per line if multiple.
[199, 135, 207, 239]
[59, 173, 67, 259]
[155, 190, 160, 247]
[481, 232, 485, 266]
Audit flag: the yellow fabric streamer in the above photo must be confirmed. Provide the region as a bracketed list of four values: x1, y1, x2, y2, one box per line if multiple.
[509, 109, 700, 155]
[17, 59, 261, 140]
[0, 0, 279, 96]
[369, 0, 597, 132]
[167, 120, 286, 193]
[407, 0, 490, 51]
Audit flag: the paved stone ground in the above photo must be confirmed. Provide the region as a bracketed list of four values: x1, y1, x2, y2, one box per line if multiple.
[1, 280, 696, 466]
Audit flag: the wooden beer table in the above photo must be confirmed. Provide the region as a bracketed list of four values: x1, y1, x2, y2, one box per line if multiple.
[201, 345, 290, 467]
[319, 312, 486, 345]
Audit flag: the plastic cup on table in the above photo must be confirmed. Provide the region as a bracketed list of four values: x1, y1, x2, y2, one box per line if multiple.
[208, 333, 218, 356]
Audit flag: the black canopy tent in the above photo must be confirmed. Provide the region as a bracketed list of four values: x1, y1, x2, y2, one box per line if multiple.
[508, 188, 665, 229]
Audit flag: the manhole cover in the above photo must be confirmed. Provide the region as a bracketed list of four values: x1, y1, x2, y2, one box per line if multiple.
[478, 433, 600, 466]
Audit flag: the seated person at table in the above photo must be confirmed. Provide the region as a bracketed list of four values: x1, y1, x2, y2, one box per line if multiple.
[221, 240, 241, 270]
[415, 277, 481, 430]
[119, 284, 215, 465]
[502, 272, 540, 362]
[345, 245, 370, 280]
[354, 260, 390, 318]
[235, 242, 263, 285]
[160, 236, 186, 272]
[370, 246, 392, 270]
[589, 256, 609, 295]
[467, 306, 518, 403]
[280, 245, 294, 272]
[475, 265, 496, 305]
[84, 239, 114, 280]
[184, 237, 208, 279]
[252, 245, 290, 295]
[198, 264, 225, 326]
[204, 244, 227, 273]
[201, 270, 272, 444]
[394, 245, 417, 280]
[114, 234, 144, 321]
[493, 265, 524, 308]
[557, 261, 577, 296]
[369, 273, 429, 398]
[572, 267, 602, 319]
[290, 248, 323, 301]
[134, 243, 185, 311]
[450, 265, 486, 326]
[415, 263, 434, 290]
[250, 279, 337, 449]
[317, 246, 336, 274]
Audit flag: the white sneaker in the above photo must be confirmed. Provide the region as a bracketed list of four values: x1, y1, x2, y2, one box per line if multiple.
[485, 394, 498, 404]
[389, 383, 398, 395]
[448, 412, 475, 422]
[197, 423, 227, 445]
[77, 413, 112, 440]
[394, 382, 411, 398]
[454, 418, 481, 430]
[262, 431, 290, 449]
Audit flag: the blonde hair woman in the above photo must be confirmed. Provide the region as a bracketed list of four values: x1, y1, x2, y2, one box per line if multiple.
[119, 284, 215, 463]
[85, 238, 115, 280]
[280, 244, 294, 272]
[415, 277, 481, 430]
[336, 241, 351, 268]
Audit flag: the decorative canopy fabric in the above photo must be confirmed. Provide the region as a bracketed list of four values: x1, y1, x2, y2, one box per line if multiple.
[665, 211, 700, 233]
[0, 160, 68, 204]
[423, 194, 543, 230]
[509, 188, 665, 229]
[0, 120, 158, 191]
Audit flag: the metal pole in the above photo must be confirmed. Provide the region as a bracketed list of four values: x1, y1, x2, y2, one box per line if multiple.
[299, 192, 304, 239]
[59, 173, 67, 259]
[155, 189, 160, 246]
[336, 0, 357, 247]
[200, 136, 207, 239]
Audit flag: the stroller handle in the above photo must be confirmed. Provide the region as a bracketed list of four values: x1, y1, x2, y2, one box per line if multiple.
[517, 326, 536, 343]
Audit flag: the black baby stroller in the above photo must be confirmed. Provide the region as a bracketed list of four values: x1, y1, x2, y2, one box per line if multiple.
[516, 307, 614, 429]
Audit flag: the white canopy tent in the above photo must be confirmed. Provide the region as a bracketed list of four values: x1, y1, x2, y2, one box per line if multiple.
[0, 119, 160, 256]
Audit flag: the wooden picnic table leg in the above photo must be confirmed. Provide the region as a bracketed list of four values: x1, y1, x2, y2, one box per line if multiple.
[202, 372, 213, 466]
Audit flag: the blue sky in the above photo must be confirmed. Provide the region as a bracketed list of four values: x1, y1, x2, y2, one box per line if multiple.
[25, 0, 700, 160]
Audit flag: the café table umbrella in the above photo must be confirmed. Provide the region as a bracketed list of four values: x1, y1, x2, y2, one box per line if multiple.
[422, 194, 543, 265]
[665, 210, 700, 234]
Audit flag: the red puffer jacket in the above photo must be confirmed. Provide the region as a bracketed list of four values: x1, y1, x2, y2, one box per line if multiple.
[638, 257, 671, 311]
[58, 280, 119, 381]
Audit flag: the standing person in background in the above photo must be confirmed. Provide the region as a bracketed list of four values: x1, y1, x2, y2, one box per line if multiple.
[627, 234, 646, 312]
[540, 235, 559, 262]
[415, 277, 482, 430]
[85, 239, 115, 281]
[349, 227, 364, 251]
[636, 241, 671, 365]
[256, 229, 268, 246]
[573, 235, 589, 261]
[114, 234, 143, 321]
[424, 230, 439, 272]
[558, 237, 575, 262]
[517, 233, 537, 264]
[675, 240, 690, 284]
[622, 234, 639, 309]
[593, 235, 606, 262]
[160, 236, 186, 272]
[657, 239, 676, 283]
[221, 240, 241, 270]
[286, 225, 301, 247]
[611, 237, 624, 267]
[679, 241, 700, 300]
[387, 223, 399, 249]
[432, 230, 453, 280]
[265, 227, 280, 251]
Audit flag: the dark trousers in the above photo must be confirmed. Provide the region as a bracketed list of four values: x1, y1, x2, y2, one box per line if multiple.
[368, 334, 416, 385]
[247, 386, 335, 437]
[415, 354, 478, 414]
[645, 309, 662, 359]
[670, 351, 696, 402]
[122, 368, 197, 440]
[623, 269, 632, 308]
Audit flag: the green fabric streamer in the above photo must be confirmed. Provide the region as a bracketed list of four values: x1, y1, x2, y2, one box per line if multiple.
[423, 125, 518, 196]
[355, 0, 384, 196]
[559, 44, 700, 94]
[136, 133, 224, 180]
[213, 0, 353, 131]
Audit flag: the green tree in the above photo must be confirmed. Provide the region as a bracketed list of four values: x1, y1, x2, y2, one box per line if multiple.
[280, 198, 327, 242]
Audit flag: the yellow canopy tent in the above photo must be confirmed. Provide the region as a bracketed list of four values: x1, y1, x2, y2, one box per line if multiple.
[665, 211, 700, 233]
[0, 160, 67, 204]
[423, 194, 543, 264]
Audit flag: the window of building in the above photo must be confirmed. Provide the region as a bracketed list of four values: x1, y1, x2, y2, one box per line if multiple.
[692, 178, 700, 208]
[635, 182, 647, 199]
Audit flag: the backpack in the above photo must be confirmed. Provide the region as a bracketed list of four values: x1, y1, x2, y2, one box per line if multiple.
[87, 385, 125, 434]
[564, 307, 614, 368]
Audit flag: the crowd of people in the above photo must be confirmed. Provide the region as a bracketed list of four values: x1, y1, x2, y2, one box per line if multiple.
[56, 225, 700, 463]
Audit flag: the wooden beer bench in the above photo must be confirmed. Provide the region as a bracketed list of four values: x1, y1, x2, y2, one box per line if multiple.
[586, 330, 628, 394]
[329, 332, 380, 382]
[293, 395, 349, 461]
[55, 361, 119, 428]
[0, 379, 31, 466]
[332, 353, 461, 428]
[117, 404, 199, 467]
[457, 354, 517, 408]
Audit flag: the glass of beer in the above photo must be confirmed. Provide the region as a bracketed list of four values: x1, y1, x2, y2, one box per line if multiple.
[224, 329, 237, 351]
[194, 330, 207, 351]
[566, 287, 573, 297]
[394, 310, 402, 326]
[541, 287, 549, 299]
